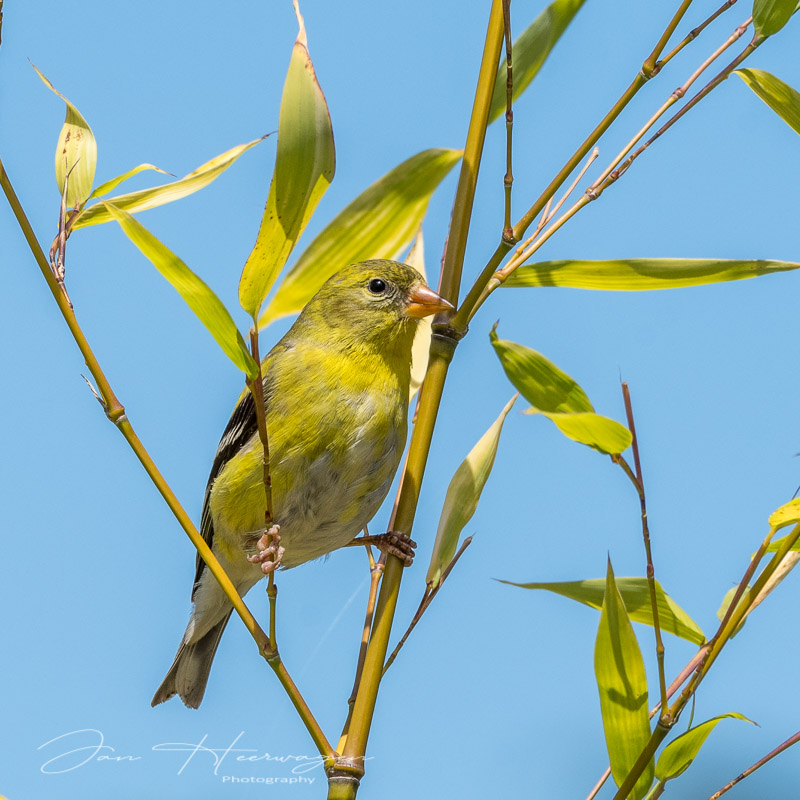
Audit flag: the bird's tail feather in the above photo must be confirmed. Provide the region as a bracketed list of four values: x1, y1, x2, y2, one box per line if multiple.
[151, 611, 233, 709]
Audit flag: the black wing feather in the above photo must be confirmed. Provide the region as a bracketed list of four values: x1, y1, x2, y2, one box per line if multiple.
[192, 389, 258, 597]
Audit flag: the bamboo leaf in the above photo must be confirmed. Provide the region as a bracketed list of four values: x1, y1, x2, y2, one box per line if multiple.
[405, 230, 431, 401]
[501, 577, 705, 645]
[490, 325, 592, 413]
[716, 585, 750, 637]
[70, 137, 266, 229]
[89, 163, 173, 200]
[239, 0, 335, 317]
[735, 68, 800, 135]
[258, 148, 461, 327]
[768, 497, 800, 531]
[752, 0, 796, 36]
[426, 395, 517, 589]
[594, 560, 654, 800]
[490, 325, 630, 454]
[104, 203, 257, 378]
[488, 0, 588, 123]
[655, 714, 755, 781]
[765, 533, 800, 552]
[33, 63, 97, 208]
[541, 410, 632, 456]
[503, 258, 800, 291]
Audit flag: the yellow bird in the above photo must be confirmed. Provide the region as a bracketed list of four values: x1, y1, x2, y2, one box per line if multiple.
[153, 259, 452, 708]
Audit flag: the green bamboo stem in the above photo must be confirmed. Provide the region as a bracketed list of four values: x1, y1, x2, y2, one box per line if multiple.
[1, 157, 336, 764]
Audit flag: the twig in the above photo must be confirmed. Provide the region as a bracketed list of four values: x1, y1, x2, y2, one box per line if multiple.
[501, 0, 514, 241]
[707, 730, 800, 799]
[641, 0, 696, 77]
[382, 536, 473, 675]
[621, 383, 668, 716]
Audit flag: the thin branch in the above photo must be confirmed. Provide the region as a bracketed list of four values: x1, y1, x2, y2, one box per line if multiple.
[502, 0, 514, 240]
[382, 536, 473, 675]
[641, 0, 696, 77]
[620, 382, 668, 718]
[707, 730, 800, 799]
[0, 157, 336, 764]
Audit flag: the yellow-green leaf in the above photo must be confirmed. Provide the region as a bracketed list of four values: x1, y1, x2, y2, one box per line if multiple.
[104, 203, 257, 378]
[501, 577, 705, 645]
[426, 395, 517, 589]
[655, 714, 755, 781]
[594, 560, 654, 800]
[752, 0, 796, 36]
[490, 325, 591, 413]
[765, 532, 800, 552]
[259, 148, 461, 327]
[503, 258, 800, 291]
[89, 163, 173, 200]
[488, 0, 588, 123]
[542, 410, 631, 455]
[70, 137, 266, 229]
[716, 585, 749, 637]
[735, 68, 800, 135]
[768, 497, 800, 531]
[238, 1, 335, 318]
[405, 230, 431, 401]
[33, 63, 97, 208]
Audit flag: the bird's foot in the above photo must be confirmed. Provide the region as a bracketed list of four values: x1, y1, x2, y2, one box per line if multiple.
[348, 532, 417, 566]
[247, 525, 285, 574]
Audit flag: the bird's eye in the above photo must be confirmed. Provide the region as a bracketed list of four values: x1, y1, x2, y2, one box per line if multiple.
[367, 278, 387, 295]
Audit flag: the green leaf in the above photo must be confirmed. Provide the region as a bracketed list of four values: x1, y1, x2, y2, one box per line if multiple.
[33, 63, 97, 208]
[655, 714, 755, 781]
[752, 0, 796, 36]
[735, 69, 800, 135]
[490, 325, 631, 454]
[405, 230, 431, 401]
[89, 163, 173, 200]
[716, 586, 749, 637]
[104, 203, 257, 378]
[239, 2, 335, 318]
[258, 148, 461, 327]
[541, 410, 632, 456]
[501, 577, 705, 645]
[490, 326, 591, 413]
[768, 497, 800, 531]
[503, 258, 800, 291]
[594, 560, 654, 800]
[426, 395, 517, 589]
[765, 533, 800, 552]
[70, 137, 266, 229]
[488, 0, 588, 123]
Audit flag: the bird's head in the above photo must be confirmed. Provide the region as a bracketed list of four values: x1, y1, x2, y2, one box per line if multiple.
[302, 259, 453, 352]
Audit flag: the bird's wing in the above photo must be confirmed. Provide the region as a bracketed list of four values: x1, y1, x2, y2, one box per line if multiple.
[192, 387, 258, 598]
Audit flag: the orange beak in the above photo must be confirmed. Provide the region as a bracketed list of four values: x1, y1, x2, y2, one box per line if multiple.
[405, 283, 454, 318]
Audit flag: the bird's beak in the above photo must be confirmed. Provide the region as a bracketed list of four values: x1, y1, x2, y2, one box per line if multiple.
[405, 284, 455, 318]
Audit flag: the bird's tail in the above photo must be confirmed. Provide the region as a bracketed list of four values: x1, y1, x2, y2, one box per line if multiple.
[151, 611, 233, 709]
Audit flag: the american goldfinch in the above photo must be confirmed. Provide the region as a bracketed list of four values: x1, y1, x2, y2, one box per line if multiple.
[152, 260, 452, 708]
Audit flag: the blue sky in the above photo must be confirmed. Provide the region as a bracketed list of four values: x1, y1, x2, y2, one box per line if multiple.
[2, 1, 799, 798]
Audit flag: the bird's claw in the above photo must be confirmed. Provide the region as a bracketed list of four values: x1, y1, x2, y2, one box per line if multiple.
[247, 525, 285, 574]
[372, 531, 417, 566]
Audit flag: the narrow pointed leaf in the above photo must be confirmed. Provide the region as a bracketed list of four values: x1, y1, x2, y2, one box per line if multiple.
[33, 63, 97, 208]
[70, 137, 266, 229]
[768, 497, 800, 531]
[735, 69, 800, 135]
[488, 0, 588, 123]
[765, 532, 800, 552]
[752, 0, 796, 36]
[655, 714, 755, 781]
[490, 325, 592, 412]
[501, 577, 705, 645]
[89, 163, 173, 200]
[258, 148, 461, 327]
[542, 410, 631, 455]
[104, 204, 257, 378]
[503, 258, 800, 291]
[405, 230, 431, 401]
[239, 2, 335, 317]
[426, 395, 517, 588]
[594, 561, 654, 800]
